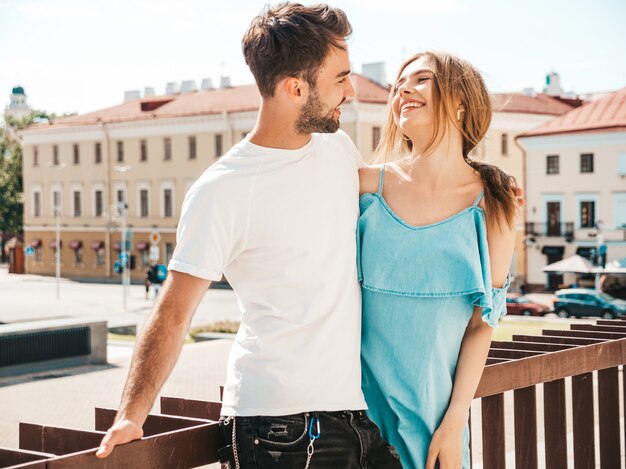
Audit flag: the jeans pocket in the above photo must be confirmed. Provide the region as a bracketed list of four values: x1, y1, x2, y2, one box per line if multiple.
[252, 414, 309, 448]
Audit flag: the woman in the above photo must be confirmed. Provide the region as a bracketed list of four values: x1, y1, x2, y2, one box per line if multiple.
[357, 51, 518, 469]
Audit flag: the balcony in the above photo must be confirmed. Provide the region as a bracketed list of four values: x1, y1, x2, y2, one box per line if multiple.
[525, 222, 575, 237]
[1, 319, 625, 468]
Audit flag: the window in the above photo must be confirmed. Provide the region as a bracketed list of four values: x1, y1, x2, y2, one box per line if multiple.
[188, 136, 197, 160]
[140, 139, 147, 162]
[215, 134, 223, 157]
[470, 144, 483, 159]
[501, 133, 508, 156]
[116, 188, 126, 213]
[74, 247, 83, 264]
[141, 249, 149, 266]
[73, 190, 82, 217]
[35, 246, 42, 262]
[546, 155, 559, 174]
[117, 141, 124, 162]
[53, 145, 59, 166]
[615, 193, 626, 228]
[73, 144, 80, 165]
[164, 137, 172, 161]
[33, 191, 41, 217]
[95, 190, 103, 217]
[52, 190, 62, 216]
[165, 242, 174, 264]
[580, 153, 594, 173]
[580, 201, 595, 228]
[33, 146, 38, 166]
[140, 189, 149, 217]
[619, 153, 626, 176]
[372, 127, 381, 151]
[96, 248, 105, 265]
[95, 142, 102, 164]
[163, 188, 173, 217]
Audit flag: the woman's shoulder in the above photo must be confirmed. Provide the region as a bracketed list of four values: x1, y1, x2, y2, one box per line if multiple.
[358, 164, 384, 196]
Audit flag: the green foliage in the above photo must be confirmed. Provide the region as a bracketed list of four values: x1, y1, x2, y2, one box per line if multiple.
[0, 134, 23, 233]
[0, 110, 56, 233]
[0, 109, 58, 234]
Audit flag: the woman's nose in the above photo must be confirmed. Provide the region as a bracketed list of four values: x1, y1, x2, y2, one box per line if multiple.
[398, 82, 414, 95]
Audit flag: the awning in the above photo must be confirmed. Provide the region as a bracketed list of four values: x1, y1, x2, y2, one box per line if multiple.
[91, 241, 105, 250]
[30, 239, 42, 248]
[576, 247, 595, 260]
[113, 242, 122, 251]
[541, 246, 565, 256]
[135, 241, 149, 251]
[49, 239, 62, 249]
[69, 240, 83, 250]
[543, 254, 594, 274]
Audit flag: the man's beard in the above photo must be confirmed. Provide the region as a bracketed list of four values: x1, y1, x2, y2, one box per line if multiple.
[295, 88, 341, 134]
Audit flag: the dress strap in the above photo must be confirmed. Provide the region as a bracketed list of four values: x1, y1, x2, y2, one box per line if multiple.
[472, 191, 484, 207]
[375, 165, 386, 195]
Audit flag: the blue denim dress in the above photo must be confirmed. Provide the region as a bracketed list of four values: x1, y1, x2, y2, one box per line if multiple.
[357, 167, 509, 469]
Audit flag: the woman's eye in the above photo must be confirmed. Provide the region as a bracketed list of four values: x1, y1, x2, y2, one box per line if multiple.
[418, 77, 430, 83]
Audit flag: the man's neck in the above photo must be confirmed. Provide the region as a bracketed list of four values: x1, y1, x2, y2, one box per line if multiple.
[248, 101, 312, 150]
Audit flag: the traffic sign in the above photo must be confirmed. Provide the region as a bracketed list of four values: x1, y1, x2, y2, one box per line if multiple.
[150, 231, 161, 245]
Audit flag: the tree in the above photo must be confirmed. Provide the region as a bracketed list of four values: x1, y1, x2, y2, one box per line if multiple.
[0, 129, 24, 233]
[0, 109, 55, 235]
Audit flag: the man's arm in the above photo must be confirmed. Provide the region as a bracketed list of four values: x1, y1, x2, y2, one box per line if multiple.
[96, 270, 211, 458]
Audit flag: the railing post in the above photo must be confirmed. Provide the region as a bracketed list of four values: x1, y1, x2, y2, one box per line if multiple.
[597, 367, 620, 468]
[543, 379, 567, 469]
[481, 393, 506, 469]
[572, 372, 595, 469]
[513, 385, 538, 469]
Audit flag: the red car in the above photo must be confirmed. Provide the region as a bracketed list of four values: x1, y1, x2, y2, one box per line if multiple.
[505, 294, 551, 316]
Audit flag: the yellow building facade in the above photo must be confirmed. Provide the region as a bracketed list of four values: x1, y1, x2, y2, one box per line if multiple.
[20, 76, 389, 281]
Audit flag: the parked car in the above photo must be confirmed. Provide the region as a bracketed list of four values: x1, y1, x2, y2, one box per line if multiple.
[553, 288, 626, 319]
[506, 294, 551, 316]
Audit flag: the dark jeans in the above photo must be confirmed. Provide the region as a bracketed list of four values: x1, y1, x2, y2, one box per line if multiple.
[217, 410, 402, 469]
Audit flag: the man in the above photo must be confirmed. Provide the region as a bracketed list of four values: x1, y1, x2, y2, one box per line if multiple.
[96, 3, 401, 468]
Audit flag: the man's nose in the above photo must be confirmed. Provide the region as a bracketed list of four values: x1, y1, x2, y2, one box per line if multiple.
[345, 76, 356, 98]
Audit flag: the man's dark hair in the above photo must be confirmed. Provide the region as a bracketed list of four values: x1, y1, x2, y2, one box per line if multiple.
[242, 3, 352, 98]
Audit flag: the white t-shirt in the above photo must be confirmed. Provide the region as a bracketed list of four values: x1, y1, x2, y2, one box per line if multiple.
[169, 130, 367, 416]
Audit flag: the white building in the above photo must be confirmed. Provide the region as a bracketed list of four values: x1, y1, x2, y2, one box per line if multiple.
[519, 87, 626, 290]
[5, 85, 32, 121]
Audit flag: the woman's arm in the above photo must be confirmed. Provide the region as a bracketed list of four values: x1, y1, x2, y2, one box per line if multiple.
[426, 216, 516, 469]
[358, 165, 382, 196]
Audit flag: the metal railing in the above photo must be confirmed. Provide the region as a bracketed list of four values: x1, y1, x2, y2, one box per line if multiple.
[525, 222, 575, 237]
[1, 319, 624, 468]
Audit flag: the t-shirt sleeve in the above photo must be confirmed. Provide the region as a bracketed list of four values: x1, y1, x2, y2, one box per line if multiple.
[168, 176, 245, 281]
[336, 129, 366, 168]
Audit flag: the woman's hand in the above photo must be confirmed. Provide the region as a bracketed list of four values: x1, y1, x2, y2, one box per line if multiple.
[425, 418, 465, 469]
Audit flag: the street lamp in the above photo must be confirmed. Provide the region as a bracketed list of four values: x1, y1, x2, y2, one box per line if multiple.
[47, 162, 67, 300]
[114, 165, 131, 309]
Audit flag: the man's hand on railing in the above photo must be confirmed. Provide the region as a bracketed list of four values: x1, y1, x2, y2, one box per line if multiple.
[95, 418, 144, 458]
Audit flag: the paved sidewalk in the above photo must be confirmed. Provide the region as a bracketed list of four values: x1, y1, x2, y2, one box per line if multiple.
[0, 264, 240, 328]
[0, 338, 231, 464]
[0, 267, 602, 467]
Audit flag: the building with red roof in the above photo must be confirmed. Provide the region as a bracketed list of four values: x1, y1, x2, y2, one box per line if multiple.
[518, 87, 626, 290]
[18, 75, 390, 280]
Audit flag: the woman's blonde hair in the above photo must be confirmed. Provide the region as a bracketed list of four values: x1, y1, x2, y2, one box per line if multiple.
[375, 50, 518, 230]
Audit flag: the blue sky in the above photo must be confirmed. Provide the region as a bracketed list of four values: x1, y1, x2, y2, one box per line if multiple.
[1, 0, 625, 116]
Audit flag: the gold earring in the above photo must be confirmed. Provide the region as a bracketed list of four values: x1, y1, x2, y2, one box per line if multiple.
[457, 108, 462, 122]
[401, 134, 411, 142]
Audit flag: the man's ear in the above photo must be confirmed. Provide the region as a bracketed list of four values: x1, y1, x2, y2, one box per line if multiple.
[280, 76, 307, 102]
